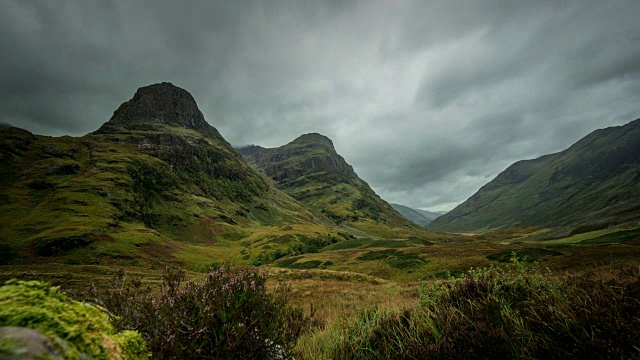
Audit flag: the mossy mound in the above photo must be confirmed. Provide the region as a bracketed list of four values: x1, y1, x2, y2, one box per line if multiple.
[0, 280, 149, 359]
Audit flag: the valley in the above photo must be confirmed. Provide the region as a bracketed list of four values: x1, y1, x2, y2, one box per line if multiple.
[1, 83, 639, 359]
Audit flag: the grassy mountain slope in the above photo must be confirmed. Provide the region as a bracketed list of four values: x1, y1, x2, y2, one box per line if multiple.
[430, 118, 640, 232]
[0, 83, 335, 268]
[1, 83, 639, 285]
[238, 134, 421, 238]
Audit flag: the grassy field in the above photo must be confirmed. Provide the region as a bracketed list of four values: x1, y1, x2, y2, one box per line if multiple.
[1, 221, 639, 358]
[2, 221, 638, 284]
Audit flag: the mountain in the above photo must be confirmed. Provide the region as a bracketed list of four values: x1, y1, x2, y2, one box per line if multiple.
[238, 134, 419, 236]
[415, 209, 447, 220]
[390, 204, 444, 227]
[429, 118, 640, 232]
[0, 83, 332, 267]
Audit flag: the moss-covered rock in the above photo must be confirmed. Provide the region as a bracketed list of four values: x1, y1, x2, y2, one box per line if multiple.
[0, 280, 149, 359]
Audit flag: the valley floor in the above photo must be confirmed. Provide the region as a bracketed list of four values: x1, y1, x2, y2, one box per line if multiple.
[1, 223, 639, 358]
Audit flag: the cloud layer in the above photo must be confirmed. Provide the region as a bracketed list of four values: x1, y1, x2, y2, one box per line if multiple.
[2, 0, 639, 211]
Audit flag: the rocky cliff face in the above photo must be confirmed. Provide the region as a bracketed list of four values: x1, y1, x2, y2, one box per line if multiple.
[240, 133, 357, 187]
[96, 82, 227, 144]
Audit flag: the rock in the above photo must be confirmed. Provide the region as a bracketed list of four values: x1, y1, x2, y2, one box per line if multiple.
[95, 82, 228, 144]
[0, 326, 63, 360]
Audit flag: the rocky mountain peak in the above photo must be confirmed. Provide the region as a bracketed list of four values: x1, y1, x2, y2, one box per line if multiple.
[239, 132, 357, 187]
[96, 82, 211, 134]
[290, 133, 335, 150]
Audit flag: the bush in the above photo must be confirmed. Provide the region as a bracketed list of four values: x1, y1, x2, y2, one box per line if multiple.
[35, 235, 93, 256]
[307, 257, 640, 359]
[417, 260, 640, 359]
[0, 244, 16, 265]
[93, 265, 311, 359]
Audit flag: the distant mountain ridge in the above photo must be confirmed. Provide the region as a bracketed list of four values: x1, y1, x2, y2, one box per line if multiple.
[416, 208, 447, 220]
[429, 118, 640, 232]
[390, 204, 445, 227]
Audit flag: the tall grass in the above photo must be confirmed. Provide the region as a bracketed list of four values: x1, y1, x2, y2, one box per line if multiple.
[299, 256, 640, 359]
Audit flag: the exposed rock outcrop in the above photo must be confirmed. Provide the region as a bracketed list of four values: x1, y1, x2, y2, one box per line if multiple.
[95, 82, 228, 144]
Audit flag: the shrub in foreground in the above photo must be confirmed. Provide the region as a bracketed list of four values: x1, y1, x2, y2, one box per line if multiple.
[307, 258, 640, 359]
[93, 265, 311, 359]
[419, 261, 640, 359]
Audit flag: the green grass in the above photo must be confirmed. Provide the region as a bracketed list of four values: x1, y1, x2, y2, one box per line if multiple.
[579, 227, 640, 244]
[274, 256, 304, 268]
[324, 238, 373, 250]
[486, 247, 564, 263]
[430, 269, 464, 279]
[356, 249, 398, 261]
[356, 249, 428, 270]
[364, 239, 412, 248]
[273, 256, 325, 270]
[288, 260, 323, 269]
[297, 262, 640, 359]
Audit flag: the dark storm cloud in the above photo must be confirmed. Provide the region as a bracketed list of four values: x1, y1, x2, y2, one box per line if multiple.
[0, 1, 249, 134]
[1, 0, 639, 211]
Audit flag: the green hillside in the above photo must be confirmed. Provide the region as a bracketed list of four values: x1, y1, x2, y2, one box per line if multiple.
[0, 83, 335, 268]
[429, 118, 640, 232]
[5, 81, 638, 286]
[238, 133, 421, 238]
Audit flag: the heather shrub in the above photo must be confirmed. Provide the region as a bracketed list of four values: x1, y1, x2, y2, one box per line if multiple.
[93, 265, 311, 359]
[0, 244, 16, 265]
[304, 257, 640, 359]
[418, 259, 640, 359]
[418, 260, 565, 359]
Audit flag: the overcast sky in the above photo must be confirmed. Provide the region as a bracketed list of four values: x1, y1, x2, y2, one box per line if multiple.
[2, 1, 639, 211]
